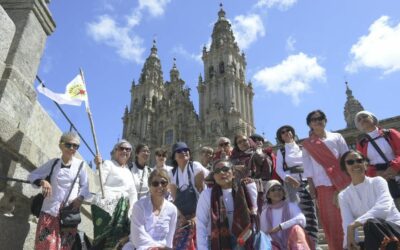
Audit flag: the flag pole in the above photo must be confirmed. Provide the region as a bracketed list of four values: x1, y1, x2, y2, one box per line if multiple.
[79, 68, 105, 198]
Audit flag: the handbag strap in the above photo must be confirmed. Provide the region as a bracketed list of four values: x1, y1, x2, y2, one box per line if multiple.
[176, 162, 193, 188]
[137, 165, 148, 198]
[365, 134, 390, 163]
[62, 161, 84, 206]
[45, 158, 60, 183]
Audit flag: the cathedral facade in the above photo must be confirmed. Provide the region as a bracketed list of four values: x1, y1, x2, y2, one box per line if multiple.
[122, 7, 255, 156]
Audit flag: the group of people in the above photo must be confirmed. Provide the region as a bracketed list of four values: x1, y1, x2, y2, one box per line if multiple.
[27, 109, 400, 250]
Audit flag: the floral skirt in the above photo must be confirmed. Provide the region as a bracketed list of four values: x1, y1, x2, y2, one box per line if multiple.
[35, 212, 77, 250]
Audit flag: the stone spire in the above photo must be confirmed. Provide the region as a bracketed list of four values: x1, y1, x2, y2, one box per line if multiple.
[139, 40, 163, 85]
[210, 3, 239, 52]
[170, 57, 180, 82]
[344, 82, 364, 128]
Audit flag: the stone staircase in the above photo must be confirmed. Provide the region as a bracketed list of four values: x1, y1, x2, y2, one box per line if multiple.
[316, 227, 364, 250]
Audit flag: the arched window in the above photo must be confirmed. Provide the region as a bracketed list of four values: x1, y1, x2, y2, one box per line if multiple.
[219, 62, 225, 74]
[152, 96, 157, 108]
[209, 66, 214, 78]
[164, 129, 174, 145]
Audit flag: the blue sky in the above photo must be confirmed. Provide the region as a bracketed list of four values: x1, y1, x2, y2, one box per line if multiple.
[37, 0, 400, 161]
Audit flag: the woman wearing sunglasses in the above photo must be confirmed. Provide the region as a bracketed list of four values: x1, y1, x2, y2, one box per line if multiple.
[130, 143, 151, 200]
[123, 169, 177, 250]
[275, 125, 318, 247]
[28, 131, 90, 250]
[302, 109, 350, 250]
[196, 159, 257, 249]
[354, 111, 400, 204]
[168, 142, 207, 250]
[338, 150, 400, 250]
[260, 180, 311, 250]
[91, 139, 137, 249]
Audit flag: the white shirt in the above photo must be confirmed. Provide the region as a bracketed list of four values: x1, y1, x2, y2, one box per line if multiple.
[130, 162, 151, 199]
[169, 161, 205, 193]
[196, 182, 257, 250]
[260, 202, 306, 240]
[302, 131, 349, 187]
[153, 164, 173, 173]
[126, 196, 177, 250]
[28, 157, 90, 217]
[366, 128, 395, 164]
[276, 142, 304, 181]
[339, 176, 400, 248]
[92, 160, 137, 215]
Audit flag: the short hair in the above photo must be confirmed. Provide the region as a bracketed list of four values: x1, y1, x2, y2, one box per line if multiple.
[200, 146, 214, 155]
[135, 143, 149, 161]
[306, 109, 327, 126]
[59, 131, 80, 144]
[155, 147, 168, 156]
[339, 150, 368, 174]
[276, 125, 296, 144]
[110, 139, 132, 158]
[216, 137, 230, 146]
[148, 168, 170, 186]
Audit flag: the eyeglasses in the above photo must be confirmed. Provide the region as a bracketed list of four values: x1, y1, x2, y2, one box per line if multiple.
[345, 158, 365, 165]
[176, 148, 189, 154]
[62, 142, 80, 150]
[156, 154, 167, 158]
[151, 180, 168, 187]
[214, 166, 231, 174]
[269, 186, 283, 192]
[118, 147, 132, 152]
[219, 142, 230, 147]
[310, 116, 325, 122]
[280, 129, 290, 135]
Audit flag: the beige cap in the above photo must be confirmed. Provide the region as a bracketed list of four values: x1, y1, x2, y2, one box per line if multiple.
[354, 110, 378, 131]
[264, 179, 282, 194]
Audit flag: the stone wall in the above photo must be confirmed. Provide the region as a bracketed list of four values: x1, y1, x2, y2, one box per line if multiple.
[0, 1, 94, 249]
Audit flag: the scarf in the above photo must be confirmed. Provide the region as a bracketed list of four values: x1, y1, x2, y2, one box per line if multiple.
[210, 178, 255, 250]
[266, 200, 290, 249]
[303, 132, 351, 190]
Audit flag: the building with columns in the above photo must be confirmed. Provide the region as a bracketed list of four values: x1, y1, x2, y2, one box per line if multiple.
[122, 6, 255, 156]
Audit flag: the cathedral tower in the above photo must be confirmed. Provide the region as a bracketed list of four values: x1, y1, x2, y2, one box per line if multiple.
[123, 40, 164, 147]
[343, 82, 364, 128]
[198, 4, 255, 145]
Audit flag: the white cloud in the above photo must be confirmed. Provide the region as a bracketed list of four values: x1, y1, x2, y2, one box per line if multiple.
[87, 15, 145, 64]
[138, 0, 171, 17]
[87, 0, 171, 63]
[232, 14, 265, 50]
[171, 45, 202, 63]
[253, 52, 326, 105]
[285, 36, 296, 52]
[255, 0, 297, 10]
[346, 16, 400, 75]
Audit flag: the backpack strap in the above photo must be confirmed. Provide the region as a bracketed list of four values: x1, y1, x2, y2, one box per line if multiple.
[175, 161, 194, 188]
[364, 133, 390, 164]
[279, 147, 289, 172]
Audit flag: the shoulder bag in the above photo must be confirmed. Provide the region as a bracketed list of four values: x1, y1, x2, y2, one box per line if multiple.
[173, 162, 198, 216]
[30, 159, 60, 217]
[59, 161, 84, 228]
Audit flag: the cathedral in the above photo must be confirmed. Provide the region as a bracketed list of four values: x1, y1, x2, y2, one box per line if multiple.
[122, 6, 255, 156]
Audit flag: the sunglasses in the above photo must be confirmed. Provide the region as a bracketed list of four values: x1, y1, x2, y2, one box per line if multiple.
[269, 186, 283, 192]
[280, 129, 291, 135]
[219, 142, 230, 147]
[357, 114, 370, 122]
[151, 180, 168, 187]
[214, 166, 231, 174]
[345, 158, 365, 165]
[118, 146, 132, 152]
[176, 148, 189, 154]
[310, 116, 325, 122]
[237, 139, 248, 145]
[62, 142, 80, 150]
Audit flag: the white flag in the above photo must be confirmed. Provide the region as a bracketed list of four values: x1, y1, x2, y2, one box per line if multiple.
[37, 74, 88, 107]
